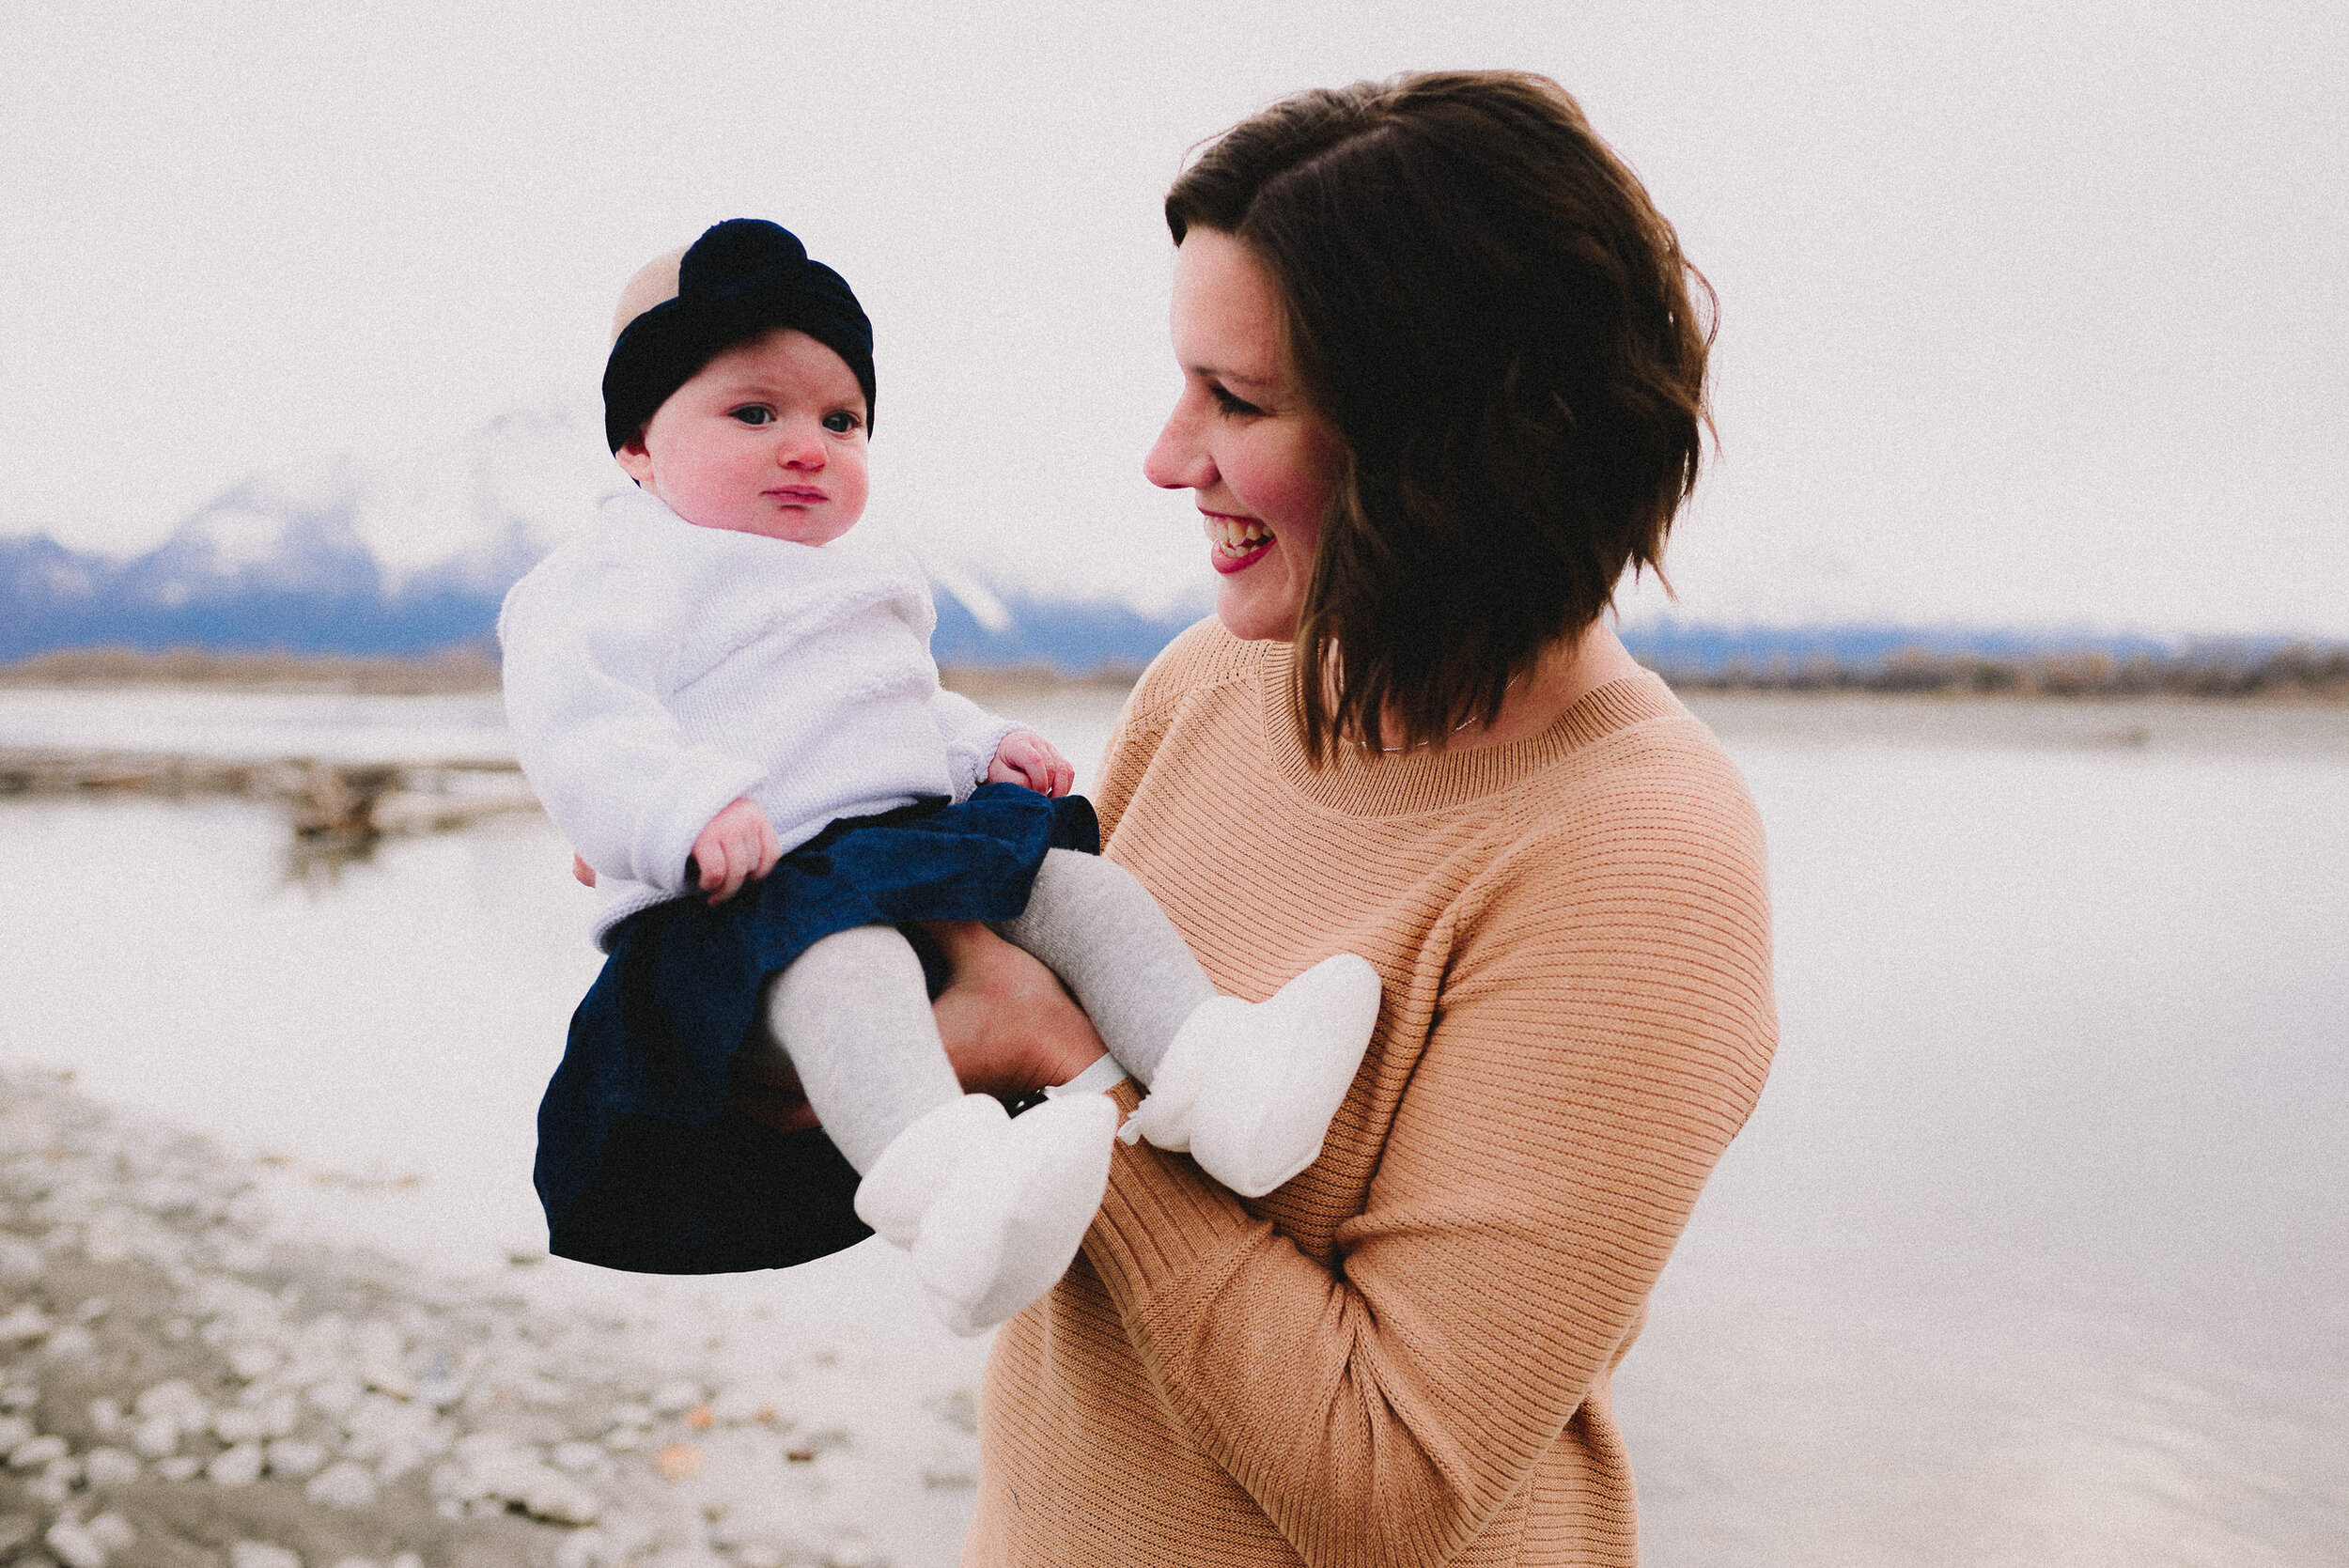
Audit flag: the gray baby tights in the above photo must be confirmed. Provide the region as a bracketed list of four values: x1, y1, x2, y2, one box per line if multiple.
[760, 849, 1216, 1175]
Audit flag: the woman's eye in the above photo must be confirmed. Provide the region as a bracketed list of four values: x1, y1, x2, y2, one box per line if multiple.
[731, 406, 775, 427]
[1209, 384, 1263, 417]
[821, 410, 863, 434]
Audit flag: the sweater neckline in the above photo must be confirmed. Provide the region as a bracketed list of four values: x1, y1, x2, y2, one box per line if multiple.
[1252, 641, 1684, 818]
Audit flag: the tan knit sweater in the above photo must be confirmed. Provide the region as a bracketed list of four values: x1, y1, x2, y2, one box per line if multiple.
[968, 622, 1776, 1567]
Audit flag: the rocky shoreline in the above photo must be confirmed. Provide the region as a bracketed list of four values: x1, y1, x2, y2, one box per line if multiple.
[0, 1070, 966, 1568]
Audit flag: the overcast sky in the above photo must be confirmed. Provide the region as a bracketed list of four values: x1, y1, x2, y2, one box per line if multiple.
[6, 1, 2343, 634]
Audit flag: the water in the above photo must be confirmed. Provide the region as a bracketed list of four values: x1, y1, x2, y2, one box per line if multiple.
[3, 686, 2344, 1562]
[1618, 697, 2349, 1566]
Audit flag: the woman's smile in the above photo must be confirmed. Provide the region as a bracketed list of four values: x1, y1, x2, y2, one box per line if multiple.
[1203, 510, 1276, 573]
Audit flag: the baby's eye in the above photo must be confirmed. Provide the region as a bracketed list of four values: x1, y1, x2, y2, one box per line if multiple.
[730, 405, 775, 427]
[821, 409, 863, 434]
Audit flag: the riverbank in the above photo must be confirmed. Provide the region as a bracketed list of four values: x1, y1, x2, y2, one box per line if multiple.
[0, 1068, 966, 1568]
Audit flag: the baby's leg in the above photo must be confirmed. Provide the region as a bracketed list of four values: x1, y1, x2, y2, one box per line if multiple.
[988, 849, 1215, 1085]
[763, 924, 963, 1174]
[995, 849, 1382, 1197]
[763, 924, 1115, 1335]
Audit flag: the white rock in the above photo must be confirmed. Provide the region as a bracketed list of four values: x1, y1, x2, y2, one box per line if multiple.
[650, 1380, 702, 1416]
[156, 1455, 202, 1481]
[550, 1439, 602, 1473]
[227, 1343, 282, 1380]
[44, 1518, 108, 1568]
[389, 1556, 422, 1568]
[26, 1468, 71, 1505]
[129, 1415, 179, 1458]
[74, 1296, 109, 1324]
[412, 1372, 466, 1409]
[304, 1378, 363, 1419]
[86, 1515, 134, 1553]
[209, 1441, 265, 1486]
[641, 1547, 726, 1568]
[521, 1471, 603, 1526]
[0, 1236, 41, 1282]
[8, 1434, 69, 1469]
[327, 1560, 378, 1568]
[266, 1438, 328, 1480]
[0, 1384, 36, 1411]
[361, 1363, 414, 1401]
[257, 1392, 302, 1439]
[824, 1538, 885, 1568]
[552, 1529, 614, 1568]
[0, 1415, 33, 1451]
[709, 1389, 751, 1425]
[41, 1324, 97, 1359]
[427, 1459, 480, 1505]
[230, 1545, 303, 1568]
[304, 1461, 379, 1510]
[213, 1406, 267, 1444]
[133, 1379, 208, 1428]
[0, 1303, 54, 1343]
[85, 1398, 122, 1436]
[83, 1448, 140, 1487]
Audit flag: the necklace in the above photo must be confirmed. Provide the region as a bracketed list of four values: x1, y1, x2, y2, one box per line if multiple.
[1357, 672, 1525, 754]
[1362, 712, 1480, 754]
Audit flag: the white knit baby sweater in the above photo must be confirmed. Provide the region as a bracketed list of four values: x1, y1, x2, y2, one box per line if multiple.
[498, 485, 1017, 946]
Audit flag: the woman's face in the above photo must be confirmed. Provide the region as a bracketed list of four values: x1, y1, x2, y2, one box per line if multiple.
[1144, 229, 1348, 643]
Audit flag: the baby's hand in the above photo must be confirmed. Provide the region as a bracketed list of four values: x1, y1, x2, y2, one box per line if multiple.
[987, 729, 1074, 798]
[690, 797, 781, 905]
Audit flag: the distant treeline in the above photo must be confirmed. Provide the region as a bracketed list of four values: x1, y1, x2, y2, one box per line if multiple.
[0, 644, 502, 693]
[6, 635, 2348, 702]
[1654, 640, 2349, 699]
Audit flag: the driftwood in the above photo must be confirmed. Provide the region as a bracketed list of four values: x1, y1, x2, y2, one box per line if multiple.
[0, 747, 539, 846]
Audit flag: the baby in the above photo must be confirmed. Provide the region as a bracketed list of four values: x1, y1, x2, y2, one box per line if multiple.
[501, 220, 1381, 1334]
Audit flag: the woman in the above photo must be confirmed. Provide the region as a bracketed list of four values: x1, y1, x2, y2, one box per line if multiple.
[927, 70, 1777, 1567]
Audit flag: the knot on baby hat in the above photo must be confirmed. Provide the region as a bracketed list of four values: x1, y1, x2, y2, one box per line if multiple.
[602, 219, 877, 453]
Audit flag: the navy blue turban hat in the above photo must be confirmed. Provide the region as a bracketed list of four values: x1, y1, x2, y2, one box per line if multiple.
[602, 219, 876, 454]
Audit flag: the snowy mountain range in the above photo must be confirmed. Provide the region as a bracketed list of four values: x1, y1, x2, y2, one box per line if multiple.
[0, 424, 1211, 673]
[0, 420, 2229, 677]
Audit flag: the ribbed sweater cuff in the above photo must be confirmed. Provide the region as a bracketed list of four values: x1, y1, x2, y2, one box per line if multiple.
[1085, 1082, 1258, 1325]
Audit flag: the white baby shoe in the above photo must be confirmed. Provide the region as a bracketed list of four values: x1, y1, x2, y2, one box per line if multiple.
[854, 1092, 1119, 1337]
[1121, 953, 1382, 1197]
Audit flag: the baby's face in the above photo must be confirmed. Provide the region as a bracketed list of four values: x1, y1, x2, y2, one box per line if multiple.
[617, 328, 869, 546]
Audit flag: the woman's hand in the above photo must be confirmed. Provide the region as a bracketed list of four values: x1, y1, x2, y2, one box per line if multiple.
[921, 921, 1111, 1097]
[726, 1052, 820, 1136]
[727, 922, 1111, 1137]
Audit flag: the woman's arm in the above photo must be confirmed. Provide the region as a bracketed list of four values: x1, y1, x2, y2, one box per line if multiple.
[1073, 826, 1775, 1568]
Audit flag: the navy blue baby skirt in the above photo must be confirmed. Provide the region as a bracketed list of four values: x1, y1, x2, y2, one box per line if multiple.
[537, 783, 1100, 1275]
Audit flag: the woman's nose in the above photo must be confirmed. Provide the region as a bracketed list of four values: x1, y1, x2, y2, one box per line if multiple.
[1143, 399, 1210, 490]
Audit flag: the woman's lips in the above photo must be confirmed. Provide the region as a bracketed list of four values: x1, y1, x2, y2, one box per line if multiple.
[1204, 512, 1274, 575]
[1210, 537, 1274, 575]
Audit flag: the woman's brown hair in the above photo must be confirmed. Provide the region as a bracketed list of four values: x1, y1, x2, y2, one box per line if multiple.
[1165, 71, 1713, 759]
